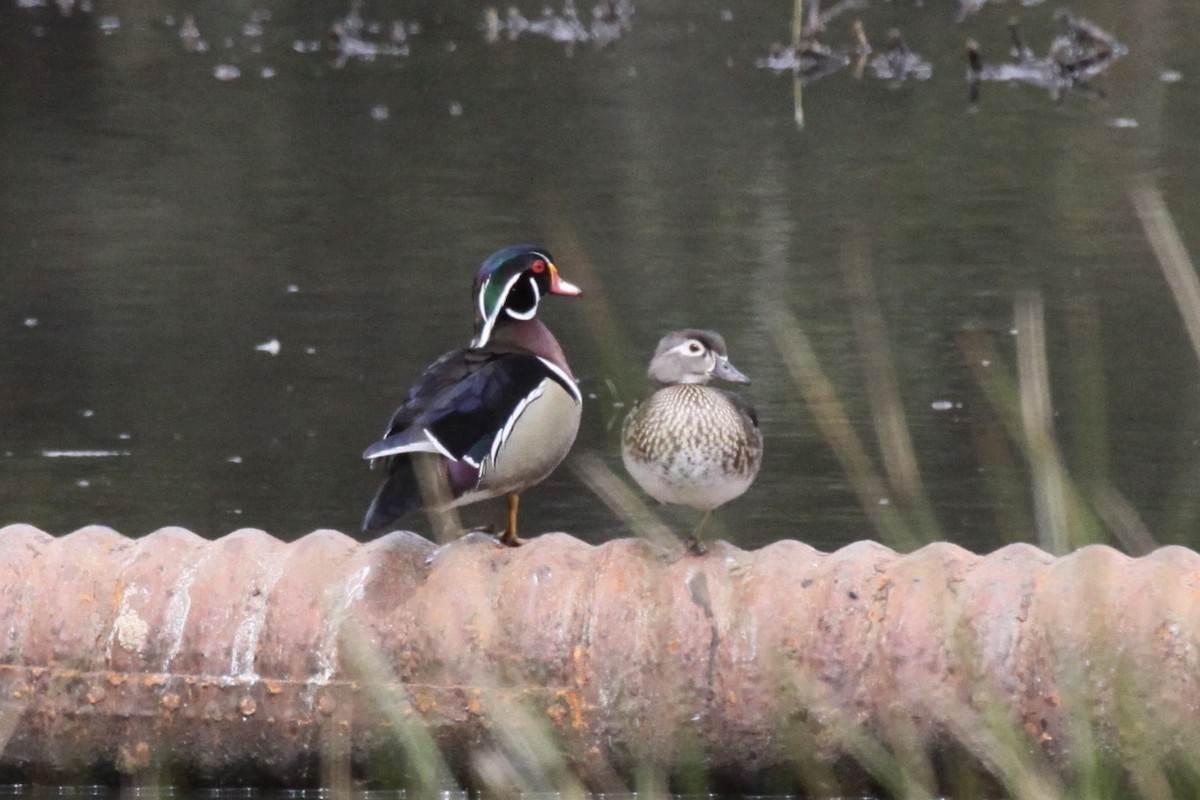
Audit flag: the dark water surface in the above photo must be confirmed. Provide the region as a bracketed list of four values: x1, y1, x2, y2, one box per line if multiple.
[2, 0, 1199, 553]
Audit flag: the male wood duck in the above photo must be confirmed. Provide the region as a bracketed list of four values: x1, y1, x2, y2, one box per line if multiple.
[362, 245, 582, 545]
[621, 330, 763, 555]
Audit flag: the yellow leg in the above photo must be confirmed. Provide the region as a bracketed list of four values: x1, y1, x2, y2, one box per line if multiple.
[686, 510, 711, 556]
[497, 492, 527, 547]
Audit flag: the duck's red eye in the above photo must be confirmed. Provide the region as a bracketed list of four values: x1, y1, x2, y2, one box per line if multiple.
[531, 259, 547, 274]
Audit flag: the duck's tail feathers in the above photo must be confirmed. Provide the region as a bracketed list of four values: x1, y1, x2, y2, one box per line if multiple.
[362, 453, 456, 533]
[362, 458, 423, 532]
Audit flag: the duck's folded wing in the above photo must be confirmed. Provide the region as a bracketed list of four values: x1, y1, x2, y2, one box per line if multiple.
[412, 353, 570, 466]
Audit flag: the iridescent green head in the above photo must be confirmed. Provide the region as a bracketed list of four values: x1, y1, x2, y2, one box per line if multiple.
[471, 245, 581, 348]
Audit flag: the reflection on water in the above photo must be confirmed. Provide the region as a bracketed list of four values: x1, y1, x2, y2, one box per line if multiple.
[2, 0, 1199, 555]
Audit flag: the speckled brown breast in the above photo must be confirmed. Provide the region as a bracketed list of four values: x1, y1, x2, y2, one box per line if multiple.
[621, 384, 762, 510]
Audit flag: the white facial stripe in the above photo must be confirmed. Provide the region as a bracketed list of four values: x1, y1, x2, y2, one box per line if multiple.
[475, 270, 527, 348]
[504, 276, 540, 321]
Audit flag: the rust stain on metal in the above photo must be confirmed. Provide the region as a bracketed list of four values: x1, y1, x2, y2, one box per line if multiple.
[412, 691, 436, 714]
[2, 524, 1200, 789]
[551, 688, 586, 730]
[316, 693, 337, 715]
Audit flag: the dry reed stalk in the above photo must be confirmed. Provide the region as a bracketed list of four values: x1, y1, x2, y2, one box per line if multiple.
[842, 235, 941, 539]
[765, 300, 919, 549]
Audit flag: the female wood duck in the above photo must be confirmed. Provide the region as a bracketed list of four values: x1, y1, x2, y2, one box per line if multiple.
[362, 245, 582, 545]
[621, 330, 763, 555]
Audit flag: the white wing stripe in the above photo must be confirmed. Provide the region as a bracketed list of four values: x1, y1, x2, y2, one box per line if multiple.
[537, 357, 583, 404]
[364, 429, 453, 461]
[489, 383, 546, 466]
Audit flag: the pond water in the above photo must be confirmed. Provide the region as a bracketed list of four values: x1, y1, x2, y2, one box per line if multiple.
[2, 0, 1199, 554]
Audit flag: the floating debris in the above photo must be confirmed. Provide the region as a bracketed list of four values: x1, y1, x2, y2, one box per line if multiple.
[967, 13, 1127, 105]
[484, 1, 630, 50]
[260, 66, 276, 78]
[483, 7, 502, 41]
[213, 64, 241, 81]
[41, 450, 130, 458]
[341, 0, 364, 36]
[330, 21, 409, 67]
[23, 317, 38, 328]
[370, 104, 390, 120]
[753, 0, 864, 88]
[226, 455, 243, 464]
[755, 40, 849, 81]
[449, 101, 464, 116]
[931, 400, 954, 411]
[317, 0, 413, 65]
[286, 284, 299, 293]
[255, 338, 281, 355]
[529, 2, 589, 44]
[759, 12, 929, 90]
[97, 15, 119, 34]
[1160, 69, 1182, 83]
[848, 22, 931, 83]
[1109, 117, 1138, 129]
[81, 409, 94, 418]
[180, 15, 206, 53]
[867, 29, 932, 82]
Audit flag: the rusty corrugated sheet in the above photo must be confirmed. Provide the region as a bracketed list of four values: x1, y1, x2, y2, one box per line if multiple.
[1, 524, 1198, 792]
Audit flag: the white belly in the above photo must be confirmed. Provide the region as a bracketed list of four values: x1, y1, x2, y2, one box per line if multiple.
[623, 449, 756, 510]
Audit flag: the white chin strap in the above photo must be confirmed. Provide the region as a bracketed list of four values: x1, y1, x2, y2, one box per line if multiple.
[504, 277, 540, 321]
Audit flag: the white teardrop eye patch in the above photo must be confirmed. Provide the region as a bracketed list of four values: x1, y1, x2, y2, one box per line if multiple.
[667, 338, 709, 358]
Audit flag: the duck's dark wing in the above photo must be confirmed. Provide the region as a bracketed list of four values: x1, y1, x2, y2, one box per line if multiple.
[362, 345, 576, 532]
[379, 345, 504, 440]
[363, 345, 510, 532]
[411, 352, 575, 466]
[371, 344, 572, 458]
